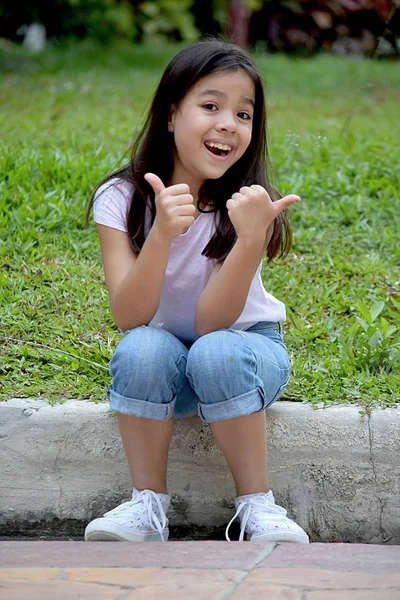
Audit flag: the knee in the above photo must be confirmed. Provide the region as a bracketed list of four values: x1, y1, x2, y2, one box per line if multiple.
[110, 326, 180, 390]
[186, 329, 253, 387]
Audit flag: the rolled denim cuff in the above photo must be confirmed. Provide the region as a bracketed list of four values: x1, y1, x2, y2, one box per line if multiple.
[108, 387, 176, 421]
[198, 386, 266, 423]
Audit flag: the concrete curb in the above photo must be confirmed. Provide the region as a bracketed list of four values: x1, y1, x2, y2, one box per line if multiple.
[1, 399, 399, 543]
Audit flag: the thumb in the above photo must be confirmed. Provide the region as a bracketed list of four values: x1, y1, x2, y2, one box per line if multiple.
[273, 194, 301, 213]
[144, 172, 165, 196]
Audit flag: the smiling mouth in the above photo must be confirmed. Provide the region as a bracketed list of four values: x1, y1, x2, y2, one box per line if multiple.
[204, 142, 233, 157]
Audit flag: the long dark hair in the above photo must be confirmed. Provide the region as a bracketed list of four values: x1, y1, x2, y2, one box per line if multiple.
[87, 39, 292, 262]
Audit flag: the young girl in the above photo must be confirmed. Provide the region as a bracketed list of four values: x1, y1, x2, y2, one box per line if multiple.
[85, 39, 309, 544]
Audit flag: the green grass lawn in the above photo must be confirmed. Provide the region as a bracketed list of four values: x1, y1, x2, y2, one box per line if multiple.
[1, 40, 399, 410]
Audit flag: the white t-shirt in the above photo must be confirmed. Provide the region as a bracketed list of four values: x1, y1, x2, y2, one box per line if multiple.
[93, 178, 286, 342]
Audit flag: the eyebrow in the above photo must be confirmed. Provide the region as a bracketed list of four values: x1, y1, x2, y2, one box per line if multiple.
[198, 88, 255, 108]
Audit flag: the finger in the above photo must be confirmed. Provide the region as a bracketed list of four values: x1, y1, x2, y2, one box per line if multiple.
[144, 173, 165, 195]
[226, 198, 236, 211]
[165, 183, 191, 196]
[177, 203, 196, 216]
[172, 193, 194, 206]
[231, 192, 243, 202]
[239, 186, 252, 195]
[250, 184, 269, 197]
[273, 195, 301, 213]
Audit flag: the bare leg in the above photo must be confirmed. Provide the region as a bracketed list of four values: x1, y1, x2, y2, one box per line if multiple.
[210, 411, 269, 496]
[117, 414, 174, 494]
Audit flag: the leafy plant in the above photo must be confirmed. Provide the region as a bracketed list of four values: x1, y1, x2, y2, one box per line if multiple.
[339, 301, 400, 375]
[0, 0, 136, 43]
[137, 0, 198, 42]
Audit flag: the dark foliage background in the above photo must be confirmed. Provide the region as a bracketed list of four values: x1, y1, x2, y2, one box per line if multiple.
[0, 1, 398, 56]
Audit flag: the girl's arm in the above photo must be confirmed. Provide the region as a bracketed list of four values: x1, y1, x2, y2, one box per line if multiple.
[195, 185, 299, 337]
[97, 224, 172, 331]
[98, 174, 196, 331]
[194, 226, 273, 337]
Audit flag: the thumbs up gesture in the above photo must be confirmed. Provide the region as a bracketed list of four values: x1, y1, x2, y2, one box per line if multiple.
[226, 185, 301, 242]
[144, 173, 197, 241]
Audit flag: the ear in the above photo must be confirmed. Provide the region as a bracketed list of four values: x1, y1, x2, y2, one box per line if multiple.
[168, 104, 176, 132]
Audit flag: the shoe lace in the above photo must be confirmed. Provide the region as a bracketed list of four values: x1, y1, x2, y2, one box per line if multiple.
[105, 489, 168, 542]
[225, 494, 287, 542]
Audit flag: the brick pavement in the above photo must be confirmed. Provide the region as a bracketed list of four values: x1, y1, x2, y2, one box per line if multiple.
[0, 541, 399, 599]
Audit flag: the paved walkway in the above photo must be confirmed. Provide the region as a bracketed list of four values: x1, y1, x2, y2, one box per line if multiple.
[1, 541, 399, 599]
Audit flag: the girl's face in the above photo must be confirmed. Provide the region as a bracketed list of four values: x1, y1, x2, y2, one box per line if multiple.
[168, 70, 255, 194]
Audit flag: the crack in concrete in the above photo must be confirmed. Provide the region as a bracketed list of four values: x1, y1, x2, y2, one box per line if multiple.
[218, 544, 278, 599]
[22, 407, 40, 416]
[59, 572, 142, 597]
[247, 543, 277, 570]
[0, 443, 36, 464]
[218, 570, 250, 600]
[367, 414, 391, 543]
[115, 588, 140, 600]
[52, 445, 64, 520]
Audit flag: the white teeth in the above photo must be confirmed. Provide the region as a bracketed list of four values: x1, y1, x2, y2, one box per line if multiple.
[205, 142, 232, 151]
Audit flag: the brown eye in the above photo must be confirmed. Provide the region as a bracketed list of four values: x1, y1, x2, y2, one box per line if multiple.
[203, 103, 218, 111]
[238, 112, 251, 120]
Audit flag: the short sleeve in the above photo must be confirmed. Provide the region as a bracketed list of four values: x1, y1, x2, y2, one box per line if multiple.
[92, 178, 133, 233]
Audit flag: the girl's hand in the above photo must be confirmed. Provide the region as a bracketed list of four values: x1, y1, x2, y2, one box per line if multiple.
[226, 185, 300, 242]
[144, 173, 196, 240]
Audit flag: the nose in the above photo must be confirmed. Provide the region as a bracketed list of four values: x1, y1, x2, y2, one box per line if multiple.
[215, 111, 237, 133]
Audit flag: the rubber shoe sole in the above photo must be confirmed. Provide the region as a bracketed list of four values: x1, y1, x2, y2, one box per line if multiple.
[249, 530, 309, 544]
[84, 518, 169, 542]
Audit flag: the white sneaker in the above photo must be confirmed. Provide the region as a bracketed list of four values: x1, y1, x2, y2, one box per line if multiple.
[84, 488, 170, 542]
[225, 490, 309, 544]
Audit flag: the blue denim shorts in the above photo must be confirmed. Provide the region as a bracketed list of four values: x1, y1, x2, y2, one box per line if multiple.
[107, 321, 290, 423]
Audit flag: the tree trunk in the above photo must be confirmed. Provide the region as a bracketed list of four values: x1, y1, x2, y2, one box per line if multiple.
[230, 0, 249, 47]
